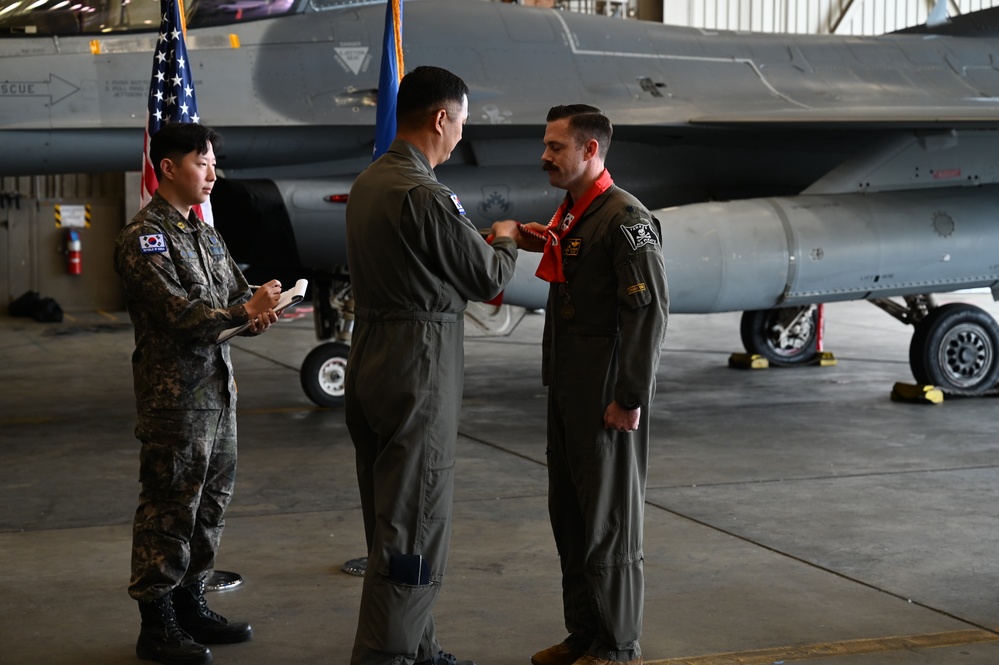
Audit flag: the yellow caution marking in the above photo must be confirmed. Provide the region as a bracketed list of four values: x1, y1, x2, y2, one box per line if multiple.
[648, 629, 999, 665]
[54, 203, 91, 228]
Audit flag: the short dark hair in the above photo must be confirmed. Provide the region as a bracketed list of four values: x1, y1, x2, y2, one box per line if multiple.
[546, 104, 613, 158]
[396, 65, 469, 129]
[150, 122, 222, 179]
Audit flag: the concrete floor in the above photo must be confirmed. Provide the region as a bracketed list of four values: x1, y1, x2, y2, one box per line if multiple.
[4, 293, 999, 665]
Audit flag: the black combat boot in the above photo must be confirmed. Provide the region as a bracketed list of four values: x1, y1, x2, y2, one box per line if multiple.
[136, 592, 213, 665]
[173, 579, 253, 644]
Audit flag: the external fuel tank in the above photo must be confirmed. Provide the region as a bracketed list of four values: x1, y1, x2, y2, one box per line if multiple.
[658, 185, 999, 314]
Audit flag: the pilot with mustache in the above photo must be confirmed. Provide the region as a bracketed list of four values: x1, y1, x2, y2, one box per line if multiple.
[517, 104, 669, 665]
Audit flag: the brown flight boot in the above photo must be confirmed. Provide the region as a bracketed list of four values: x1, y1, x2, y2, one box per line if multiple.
[531, 642, 586, 665]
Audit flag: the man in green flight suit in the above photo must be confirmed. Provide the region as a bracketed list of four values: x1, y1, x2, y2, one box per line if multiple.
[518, 105, 669, 665]
[344, 65, 520, 665]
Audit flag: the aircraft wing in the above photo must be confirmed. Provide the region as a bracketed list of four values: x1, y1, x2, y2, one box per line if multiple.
[687, 108, 999, 128]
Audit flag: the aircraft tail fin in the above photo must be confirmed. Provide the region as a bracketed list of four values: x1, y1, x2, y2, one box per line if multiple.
[926, 0, 949, 28]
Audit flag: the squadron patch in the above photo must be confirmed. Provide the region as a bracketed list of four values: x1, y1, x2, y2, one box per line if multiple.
[139, 234, 167, 254]
[621, 222, 659, 251]
[564, 238, 582, 256]
[449, 194, 466, 215]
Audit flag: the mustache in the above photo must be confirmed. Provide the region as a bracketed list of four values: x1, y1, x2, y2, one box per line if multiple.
[542, 162, 557, 172]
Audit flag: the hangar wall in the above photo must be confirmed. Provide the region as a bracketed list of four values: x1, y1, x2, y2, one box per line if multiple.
[662, 0, 999, 35]
[1, 174, 125, 314]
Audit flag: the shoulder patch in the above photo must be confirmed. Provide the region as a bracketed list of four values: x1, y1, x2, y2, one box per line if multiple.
[139, 234, 167, 254]
[449, 193, 466, 215]
[621, 222, 659, 251]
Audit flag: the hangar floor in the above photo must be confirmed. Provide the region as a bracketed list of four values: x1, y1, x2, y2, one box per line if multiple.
[4, 293, 999, 665]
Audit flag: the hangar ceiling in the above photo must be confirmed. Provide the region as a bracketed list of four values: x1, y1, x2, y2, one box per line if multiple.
[662, 0, 999, 35]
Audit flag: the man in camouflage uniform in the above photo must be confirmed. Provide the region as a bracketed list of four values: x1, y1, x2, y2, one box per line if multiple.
[518, 105, 668, 665]
[345, 66, 519, 665]
[114, 122, 282, 665]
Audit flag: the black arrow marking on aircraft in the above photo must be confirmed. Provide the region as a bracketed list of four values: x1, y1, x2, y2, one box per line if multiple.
[0, 74, 80, 105]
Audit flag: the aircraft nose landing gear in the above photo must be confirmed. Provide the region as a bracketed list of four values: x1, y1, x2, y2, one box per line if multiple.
[301, 342, 350, 408]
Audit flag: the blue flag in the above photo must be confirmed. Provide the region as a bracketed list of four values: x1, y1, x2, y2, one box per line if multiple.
[374, 0, 403, 159]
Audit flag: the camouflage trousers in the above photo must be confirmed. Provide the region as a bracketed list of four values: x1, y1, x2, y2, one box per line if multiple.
[128, 408, 237, 602]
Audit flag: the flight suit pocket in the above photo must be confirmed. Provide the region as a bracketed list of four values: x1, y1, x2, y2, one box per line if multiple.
[616, 260, 652, 309]
[363, 572, 439, 655]
[423, 459, 455, 525]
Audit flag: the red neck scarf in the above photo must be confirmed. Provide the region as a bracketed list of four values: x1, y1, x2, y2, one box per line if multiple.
[535, 169, 614, 282]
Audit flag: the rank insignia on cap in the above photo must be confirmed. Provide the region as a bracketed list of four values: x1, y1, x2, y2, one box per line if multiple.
[139, 234, 167, 254]
[621, 222, 659, 251]
[449, 194, 466, 215]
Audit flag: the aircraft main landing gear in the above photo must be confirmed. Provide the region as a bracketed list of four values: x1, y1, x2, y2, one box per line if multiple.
[872, 295, 999, 397]
[739, 305, 819, 366]
[908, 302, 999, 395]
[742, 297, 999, 396]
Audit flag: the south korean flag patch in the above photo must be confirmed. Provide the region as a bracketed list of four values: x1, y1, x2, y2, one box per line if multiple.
[139, 234, 167, 254]
[621, 222, 659, 251]
[449, 194, 466, 216]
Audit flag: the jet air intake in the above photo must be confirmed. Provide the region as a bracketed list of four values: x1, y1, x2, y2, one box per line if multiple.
[659, 185, 999, 314]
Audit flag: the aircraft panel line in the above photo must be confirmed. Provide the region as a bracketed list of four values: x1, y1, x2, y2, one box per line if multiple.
[548, 11, 811, 109]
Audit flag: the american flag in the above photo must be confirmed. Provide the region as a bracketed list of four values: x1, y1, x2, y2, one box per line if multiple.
[140, 0, 212, 224]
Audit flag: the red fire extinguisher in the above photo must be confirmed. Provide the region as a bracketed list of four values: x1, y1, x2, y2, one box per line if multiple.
[65, 229, 82, 275]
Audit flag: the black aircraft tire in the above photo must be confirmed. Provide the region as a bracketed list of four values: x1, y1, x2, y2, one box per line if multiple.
[908, 303, 999, 394]
[740, 306, 819, 367]
[908, 314, 931, 385]
[300, 342, 351, 408]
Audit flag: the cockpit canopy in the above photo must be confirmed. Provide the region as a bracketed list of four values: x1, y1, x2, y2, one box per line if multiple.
[0, 0, 299, 35]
